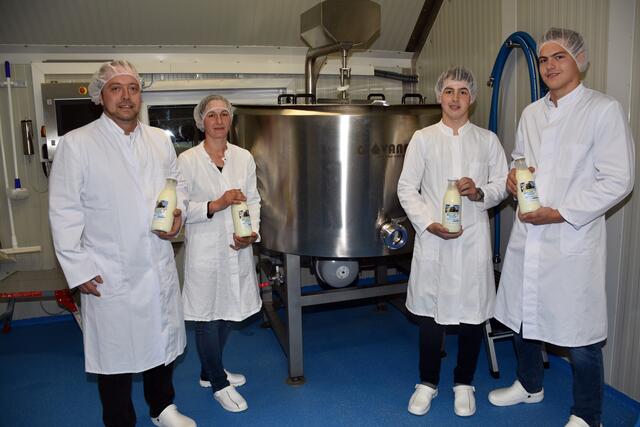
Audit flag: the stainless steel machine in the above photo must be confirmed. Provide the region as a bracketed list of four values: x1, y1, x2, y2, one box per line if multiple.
[232, 103, 441, 258]
[231, 0, 440, 384]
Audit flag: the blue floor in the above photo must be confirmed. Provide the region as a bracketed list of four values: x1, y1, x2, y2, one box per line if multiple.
[1, 302, 639, 426]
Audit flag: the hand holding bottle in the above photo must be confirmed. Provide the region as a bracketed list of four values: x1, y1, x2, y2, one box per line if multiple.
[427, 222, 463, 240]
[230, 232, 259, 251]
[216, 189, 247, 211]
[457, 177, 481, 201]
[153, 208, 182, 239]
[518, 207, 564, 225]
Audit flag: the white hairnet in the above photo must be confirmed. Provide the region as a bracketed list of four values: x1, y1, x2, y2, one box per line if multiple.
[537, 27, 589, 73]
[88, 60, 142, 105]
[193, 94, 233, 132]
[434, 66, 477, 103]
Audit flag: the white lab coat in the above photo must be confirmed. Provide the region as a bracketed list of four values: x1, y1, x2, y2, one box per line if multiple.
[49, 114, 187, 374]
[495, 84, 635, 347]
[398, 121, 508, 324]
[178, 142, 262, 322]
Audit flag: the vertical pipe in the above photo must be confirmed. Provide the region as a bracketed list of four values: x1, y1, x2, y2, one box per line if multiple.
[304, 43, 343, 96]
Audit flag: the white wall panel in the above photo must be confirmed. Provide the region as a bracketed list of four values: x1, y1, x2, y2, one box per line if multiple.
[612, 0, 640, 402]
[415, 0, 503, 128]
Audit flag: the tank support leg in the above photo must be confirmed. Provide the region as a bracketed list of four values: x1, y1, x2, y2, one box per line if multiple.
[284, 254, 306, 385]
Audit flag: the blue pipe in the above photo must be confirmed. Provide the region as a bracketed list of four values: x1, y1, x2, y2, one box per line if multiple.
[488, 32, 546, 265]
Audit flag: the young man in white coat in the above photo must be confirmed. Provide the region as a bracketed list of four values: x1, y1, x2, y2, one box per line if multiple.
[398, 66, 508, 418]
[488, 28, 635, 427]
[49, 60, 196, 427]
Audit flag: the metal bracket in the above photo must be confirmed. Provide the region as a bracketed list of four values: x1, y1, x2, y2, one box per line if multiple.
[0, 80, 27, 88]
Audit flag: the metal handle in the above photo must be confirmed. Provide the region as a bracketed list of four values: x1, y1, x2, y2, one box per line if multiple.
[401, 93, 424, 104]
[295, 93, 316, 104]
[4, 61, 10, 79]
[367, 93, 386, 101]
[277, 94, 297, 105]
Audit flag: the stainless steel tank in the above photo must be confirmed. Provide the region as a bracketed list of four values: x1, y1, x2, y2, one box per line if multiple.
[231, 103, 441, 258]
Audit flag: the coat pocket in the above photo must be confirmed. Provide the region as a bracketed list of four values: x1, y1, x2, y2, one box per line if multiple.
[560, 220, 597, 255]
[416, 230, 439, 261]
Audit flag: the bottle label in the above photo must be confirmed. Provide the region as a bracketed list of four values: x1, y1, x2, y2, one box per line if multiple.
[237, 208, 252, 227]
[444, 204, 461, 225]
[519, 181, 539, 201]
[153, 199, 169, 220]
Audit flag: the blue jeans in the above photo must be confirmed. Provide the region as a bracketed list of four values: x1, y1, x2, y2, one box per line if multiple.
[514, 329, 604, 427]
[192, 320, 232, 392]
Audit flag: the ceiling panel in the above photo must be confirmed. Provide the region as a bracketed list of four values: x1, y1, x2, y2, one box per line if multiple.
[0, 0, 425, 52]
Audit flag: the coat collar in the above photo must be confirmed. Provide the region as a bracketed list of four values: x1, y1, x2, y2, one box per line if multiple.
[543, 83, 584, 110]
[436, 119, 472, 136]
[197, 141, 231, 166]
[99, 113, 142, 137]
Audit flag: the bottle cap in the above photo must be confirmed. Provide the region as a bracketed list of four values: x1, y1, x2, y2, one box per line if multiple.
[447, 177, 459, 181]
[511, 154, 526, 161]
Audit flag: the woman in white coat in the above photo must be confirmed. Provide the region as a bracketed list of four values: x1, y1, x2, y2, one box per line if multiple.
[178, 94, 261, 413]
[397, 66, 508, 418]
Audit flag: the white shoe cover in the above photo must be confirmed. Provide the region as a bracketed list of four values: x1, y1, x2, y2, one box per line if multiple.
[214, 385, 248, 412]
[565, 415, 598, 427]
[151, 404, 196, 427]
[453, 385, 476, 416]
[408, 384, 438, 416]
[488, 380, 544, 406]
[199, 369, 246, 388]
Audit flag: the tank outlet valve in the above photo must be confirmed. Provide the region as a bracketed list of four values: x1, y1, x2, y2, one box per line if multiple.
[380, 222, 408, 250]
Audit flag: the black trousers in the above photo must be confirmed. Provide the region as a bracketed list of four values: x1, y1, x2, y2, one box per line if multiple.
[97, 362, 175, 427]
[417, 315, 484, 386]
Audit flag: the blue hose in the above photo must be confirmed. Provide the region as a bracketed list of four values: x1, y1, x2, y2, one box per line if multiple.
[488, 32, 547, 265]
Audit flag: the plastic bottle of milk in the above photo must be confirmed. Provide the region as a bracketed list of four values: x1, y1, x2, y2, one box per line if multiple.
[151, 178, 177, 233]
[442, 178, 462, 233]
[231, 201, 253, 237]
[514, 157, 541, 213]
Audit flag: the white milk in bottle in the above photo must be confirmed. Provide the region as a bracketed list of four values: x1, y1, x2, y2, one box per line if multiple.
[514, 157, 541, 213]
[152, 178, 177, 233]
[231, 201, 253, 237]
[442, 178, 462, 233]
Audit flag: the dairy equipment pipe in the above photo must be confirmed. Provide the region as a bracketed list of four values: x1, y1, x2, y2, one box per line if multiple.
[300, 0, 380, 98]
[487, 31, 545, 264]
[304, 42, 345, 97]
